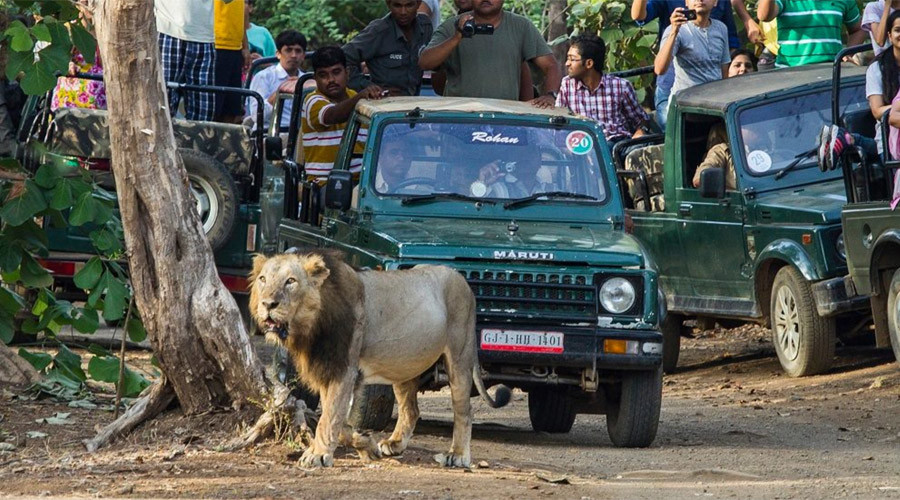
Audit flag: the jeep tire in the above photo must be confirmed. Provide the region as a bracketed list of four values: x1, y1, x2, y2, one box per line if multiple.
[349, 385, 395, 431]
[528, 387, 576, 433]
[606, 367, 662, 448]
[273, 346, 319, 411]
[886, 268, 900, 366]
[660, 313, 685, 373]
[770, 266, 835, 377]
[179, 148, 237, 251]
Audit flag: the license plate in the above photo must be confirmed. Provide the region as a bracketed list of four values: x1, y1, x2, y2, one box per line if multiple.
[480, 329, 564, 354]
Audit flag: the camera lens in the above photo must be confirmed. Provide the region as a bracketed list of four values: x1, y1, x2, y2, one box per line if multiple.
[462, 19, 475, 37]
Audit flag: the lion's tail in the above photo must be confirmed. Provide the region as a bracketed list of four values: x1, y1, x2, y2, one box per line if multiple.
[472, 362, 511, 408]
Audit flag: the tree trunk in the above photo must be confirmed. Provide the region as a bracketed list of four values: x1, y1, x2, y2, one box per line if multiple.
[547, 0, 568, 64]
[88, 0, 271, 448]
[0, 342, 39, 386]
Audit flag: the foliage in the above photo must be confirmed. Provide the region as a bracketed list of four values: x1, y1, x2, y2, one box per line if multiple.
[250, 0, 389, 46]
[1, 1, 149, 398]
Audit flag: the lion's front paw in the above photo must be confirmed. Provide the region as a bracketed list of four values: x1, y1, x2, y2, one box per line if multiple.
[378, 438, 407, 457]
[300, 448, 334, 467]
[433, 452, 471, 468]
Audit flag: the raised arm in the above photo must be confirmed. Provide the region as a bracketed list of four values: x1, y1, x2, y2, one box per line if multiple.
[419, 15, 471, 70]
[757, 0, 779, 23]
[631, 0, 650, 21]
[655, 10, 686, 75]
[732, 0, 763, 44]
[321, 86, 384, 126]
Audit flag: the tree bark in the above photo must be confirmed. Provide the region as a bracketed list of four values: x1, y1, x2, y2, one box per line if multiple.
[0, 342, 39, 386]
[547, 0, 568, 65]
[88, 0, 271, 446]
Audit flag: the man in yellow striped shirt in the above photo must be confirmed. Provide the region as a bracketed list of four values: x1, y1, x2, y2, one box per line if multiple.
[302, 46, 385, 184]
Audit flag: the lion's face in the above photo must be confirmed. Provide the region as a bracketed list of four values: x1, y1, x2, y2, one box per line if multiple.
[249, 253, 331, 344]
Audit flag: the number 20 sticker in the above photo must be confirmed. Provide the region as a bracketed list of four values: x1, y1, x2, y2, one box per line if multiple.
[566, 131, 594, 155]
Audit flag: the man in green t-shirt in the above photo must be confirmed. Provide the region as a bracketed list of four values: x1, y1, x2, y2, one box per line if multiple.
[418, 0, 561, 107]
[757, 0, 866, 67]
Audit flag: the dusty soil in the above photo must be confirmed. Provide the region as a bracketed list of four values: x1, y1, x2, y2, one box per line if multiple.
[1, 324, 899, 499]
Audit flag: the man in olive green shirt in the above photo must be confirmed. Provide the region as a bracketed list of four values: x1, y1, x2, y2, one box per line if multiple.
[418, 0, 561, 106]
[343, 0, 434, 96]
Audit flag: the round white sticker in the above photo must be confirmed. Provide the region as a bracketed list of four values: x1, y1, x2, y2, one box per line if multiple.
[470, 181, 488, 197]
[746, 150, 773, 173]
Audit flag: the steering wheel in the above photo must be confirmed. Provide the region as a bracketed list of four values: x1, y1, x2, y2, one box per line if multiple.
[392, 177, 436, 190]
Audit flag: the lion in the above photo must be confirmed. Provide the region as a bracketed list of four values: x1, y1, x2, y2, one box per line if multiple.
[249, 249, 509, 468]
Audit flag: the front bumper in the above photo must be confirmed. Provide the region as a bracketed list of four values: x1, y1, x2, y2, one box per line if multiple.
[811, 276, 870, 317]
[476, 323, 662, 372]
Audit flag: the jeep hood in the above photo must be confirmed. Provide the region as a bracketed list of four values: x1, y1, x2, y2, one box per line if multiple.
[365, 218, 645, 267]
[754, 180, 846, 225]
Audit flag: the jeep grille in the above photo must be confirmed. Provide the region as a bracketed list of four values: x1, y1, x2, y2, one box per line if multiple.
[460, 270, 596, 324]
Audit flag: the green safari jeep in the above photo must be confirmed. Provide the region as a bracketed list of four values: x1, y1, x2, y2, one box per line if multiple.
[830, 46, 900, 368]
[15, 76, 285, 312]
[276, 96, 664, 447]
[614, 64, 871, 377]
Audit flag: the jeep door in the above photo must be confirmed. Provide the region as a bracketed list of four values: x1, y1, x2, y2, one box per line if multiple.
[675, 112, 751, 301]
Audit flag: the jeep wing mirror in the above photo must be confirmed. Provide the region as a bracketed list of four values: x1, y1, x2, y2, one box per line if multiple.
[325, 170, 353, 212]
[265, 136, 283, 161]
[698, 168, 726, 199]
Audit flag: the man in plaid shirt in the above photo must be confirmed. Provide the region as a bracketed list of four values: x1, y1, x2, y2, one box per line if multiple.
[555, 35, 648, 145]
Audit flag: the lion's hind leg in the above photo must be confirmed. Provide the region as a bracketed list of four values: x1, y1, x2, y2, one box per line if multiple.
[378, 379, 420, 457]
[338, 426, 381, 462]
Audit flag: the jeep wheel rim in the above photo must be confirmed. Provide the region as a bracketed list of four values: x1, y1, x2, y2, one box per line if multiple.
[188, 174, 218, 234]
[774, 286, 800, 361]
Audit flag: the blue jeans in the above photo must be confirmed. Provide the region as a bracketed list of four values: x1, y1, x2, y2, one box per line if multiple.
[655, 85, 670, 132]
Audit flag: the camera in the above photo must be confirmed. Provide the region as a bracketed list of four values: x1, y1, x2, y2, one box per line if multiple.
[460, 19, 495, 38]
[682, 9, 697, 20]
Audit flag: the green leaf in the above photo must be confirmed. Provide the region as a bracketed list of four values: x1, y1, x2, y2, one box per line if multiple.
[89, 227, 122, 254]
[72, 307, 99, 334]
[0, 240, 23, 274]
[68, 191, 97, 227]
[126, 317, 146, 343]
[87, 271, 108, 308]
[54, 344, 86, 383]
[0, 157, 23, 172]
[20, 253, 53, 288]
[32, 288, 54, 317]
[88, 343, 113, 357]
[70, 23, 96, 64]
[0, 179, 49, 226]
[87, 355, 119, 383]
[49, 180, 74, 210]
[31, 22, 52, 43]
[5, 21, 34, 52]
[103, 275, 128, 322]
[122, 367, 150, 397]
[19, 348, 53, 372]
[0, 314, 13, 344]
[6, 49, 33, 81]
[4, 220, 49, 253]
[34, 163, 63, 189]
[0, 286, 27, 316]
[73, 256, 103, 290]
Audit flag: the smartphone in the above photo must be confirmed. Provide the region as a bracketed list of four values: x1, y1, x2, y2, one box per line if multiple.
[683, 9, 697, 20]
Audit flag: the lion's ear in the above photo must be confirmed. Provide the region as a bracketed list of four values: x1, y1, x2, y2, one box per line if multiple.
[301, 254, 331, 288]
[250, 254, 267, 285]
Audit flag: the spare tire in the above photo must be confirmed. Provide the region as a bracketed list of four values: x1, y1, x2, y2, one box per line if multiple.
[178, 148, 237, 251]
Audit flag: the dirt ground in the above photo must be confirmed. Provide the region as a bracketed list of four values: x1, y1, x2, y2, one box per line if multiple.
[1, 324, 899, 500]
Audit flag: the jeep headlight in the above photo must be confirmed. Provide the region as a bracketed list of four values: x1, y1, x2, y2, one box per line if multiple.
[599, 277, 636, 314]
[836, 233, 846, 260]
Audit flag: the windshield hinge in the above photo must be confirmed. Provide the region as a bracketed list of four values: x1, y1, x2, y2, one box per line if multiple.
[742, 187, 756, 200]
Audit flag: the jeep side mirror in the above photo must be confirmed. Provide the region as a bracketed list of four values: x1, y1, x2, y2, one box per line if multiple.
[325, 170, 353, 212]
[699, 168, 726, 199]
[265, 136, 283, 161]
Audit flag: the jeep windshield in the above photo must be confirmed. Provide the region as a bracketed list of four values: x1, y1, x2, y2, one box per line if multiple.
[737, 83, 866, 188]
[371, 121, 608, 205]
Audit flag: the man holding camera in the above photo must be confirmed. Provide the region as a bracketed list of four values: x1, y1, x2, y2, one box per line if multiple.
[418, 0, 561, 107]
[654, 0, 731, 101]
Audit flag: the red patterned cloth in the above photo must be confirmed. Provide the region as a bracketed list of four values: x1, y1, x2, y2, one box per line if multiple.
[555, 74, 648, 142]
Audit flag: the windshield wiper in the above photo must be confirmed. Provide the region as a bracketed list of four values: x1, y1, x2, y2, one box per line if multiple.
[400, 193, 496, 206]
[774, 147, 817, 180]
[503, 191, 599, 209]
